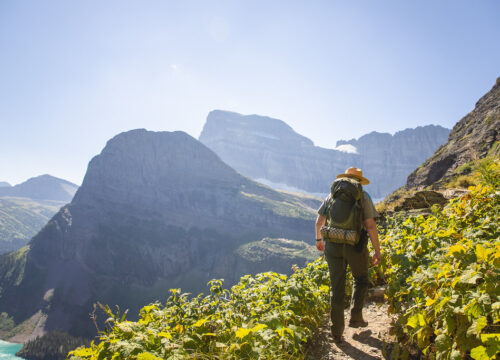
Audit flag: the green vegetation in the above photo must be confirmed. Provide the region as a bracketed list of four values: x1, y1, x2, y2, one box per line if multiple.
[375, 186, 414, 214]
[0, 313, 15, 332]
[239, 191, 315, 220]
[0, 246, 29, 287]
[444, 157, 499, 189]
[69, 259, 329, 360]
[17, 331, 90, 360]
[0, 197, 64, 254]
[236, 238, 317, 263]
[380, 162, 500, 359]
[66, 159, 498, 360]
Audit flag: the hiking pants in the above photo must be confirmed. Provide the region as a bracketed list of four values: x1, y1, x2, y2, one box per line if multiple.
[324, 241, 369, 337]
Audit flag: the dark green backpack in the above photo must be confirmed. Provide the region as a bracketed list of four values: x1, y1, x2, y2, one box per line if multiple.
[325, 177, 363, 242]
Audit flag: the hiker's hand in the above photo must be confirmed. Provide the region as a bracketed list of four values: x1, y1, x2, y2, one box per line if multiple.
[316, 239, 324, 252]
[372, 251, 381, 266]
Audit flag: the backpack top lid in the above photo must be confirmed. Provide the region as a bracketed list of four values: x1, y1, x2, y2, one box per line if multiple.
[331, 177, 363, 202]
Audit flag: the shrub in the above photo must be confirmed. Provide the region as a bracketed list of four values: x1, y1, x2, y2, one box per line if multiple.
[381, 174, 499, 359]
[69, 259, 330, 360]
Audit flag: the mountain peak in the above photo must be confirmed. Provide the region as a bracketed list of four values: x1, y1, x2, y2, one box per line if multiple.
[0, 174, 78, 202]
[201, 110, 314, 147]
[73, 129, 241, 212]
[200, 111, 450, 198]
[0, 129, 317, 340]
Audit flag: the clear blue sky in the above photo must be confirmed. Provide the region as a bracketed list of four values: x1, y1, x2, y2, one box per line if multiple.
[1, 0, 499, 185]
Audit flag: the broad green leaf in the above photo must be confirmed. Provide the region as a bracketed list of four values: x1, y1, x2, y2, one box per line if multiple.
[470, 346, 489, 360]
[251, 323, 267, 332]
[425, 297, 437, 306]
[192, 318, 207, 327]
[447, 244, 466, 256]
[476, 244, 488, 262]
[235, 327, 251, 339]
[158, 331, 172, 339]
[137, 353, 162, 360]
[476, 316, 488, 334]
[407, 315, 418, 329]
[69, 347, 95, 357]
[418, 313, 425, 326]
[481, 333, 500, 342]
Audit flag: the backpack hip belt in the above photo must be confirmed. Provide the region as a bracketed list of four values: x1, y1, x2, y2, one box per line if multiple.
[320, 225, 358, 246]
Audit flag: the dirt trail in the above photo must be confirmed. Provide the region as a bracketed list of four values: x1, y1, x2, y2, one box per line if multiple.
[305, 299, 399, 360]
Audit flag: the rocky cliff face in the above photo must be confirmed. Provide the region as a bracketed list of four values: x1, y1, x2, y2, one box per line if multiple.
[199, 110, 357, 195]
[337, 126, 451, 198]
[0, 175, 78, 202]
[0, 130, 318, 341]
[407, 79, 500, 188]
[199, 110, 450, 199]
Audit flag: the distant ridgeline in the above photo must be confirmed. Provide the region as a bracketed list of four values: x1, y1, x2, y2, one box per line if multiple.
[0, 130, 320, 343]
[199, 110, 450, 200]
[0, 175, 78, 254]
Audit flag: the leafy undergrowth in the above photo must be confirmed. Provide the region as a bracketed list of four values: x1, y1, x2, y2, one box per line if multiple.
[381, 164, 499, 359]
[442, 156, 500, 190]
[68, 160, 499, 360]
[69, 260, 330, 360]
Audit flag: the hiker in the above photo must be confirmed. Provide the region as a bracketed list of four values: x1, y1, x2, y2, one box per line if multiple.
[315, 167, 381, 344]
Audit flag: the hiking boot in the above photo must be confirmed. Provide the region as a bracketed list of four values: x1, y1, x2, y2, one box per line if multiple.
[330, 325, 343, 344]
[332, 334, 343, 344]
[348, 319, 368, 328]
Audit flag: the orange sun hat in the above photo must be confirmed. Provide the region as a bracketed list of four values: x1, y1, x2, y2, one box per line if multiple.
[336, 167, 370, 185]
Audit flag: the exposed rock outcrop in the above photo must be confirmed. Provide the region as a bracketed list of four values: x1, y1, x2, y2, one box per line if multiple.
[406, 78, 500, 188]
[200, 110, 357, 195]
[199, 110, 450, 199]
[0, 130, 319, 341]
[393, 190, 448, 212]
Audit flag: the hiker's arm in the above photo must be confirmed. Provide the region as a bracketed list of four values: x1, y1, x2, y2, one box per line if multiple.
[315, 214, 326, 252]
[364, 218, 381, 266]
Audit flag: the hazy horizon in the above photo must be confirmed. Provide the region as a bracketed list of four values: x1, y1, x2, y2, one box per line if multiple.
[2, 114, 452, 187]
[1, 0, 499, 185]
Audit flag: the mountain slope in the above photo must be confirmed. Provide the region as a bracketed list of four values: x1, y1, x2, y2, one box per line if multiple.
[0, 175, 78, 202]
[199, 110, 450, 199]
[406, 78, 500, 188]
[0, 198, 66, 254]
[0, 176, 79, 254]
[0, 130, 319, 341]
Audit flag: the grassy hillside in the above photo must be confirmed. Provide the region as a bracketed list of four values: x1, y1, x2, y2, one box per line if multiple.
[0, 198, 65, 254]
